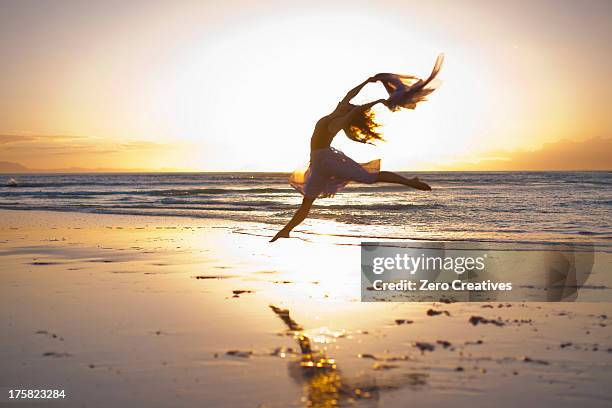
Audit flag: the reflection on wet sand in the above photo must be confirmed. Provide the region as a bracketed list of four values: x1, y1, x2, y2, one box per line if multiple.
[3, 211, 612, 407]
[270, 305, 427, 407]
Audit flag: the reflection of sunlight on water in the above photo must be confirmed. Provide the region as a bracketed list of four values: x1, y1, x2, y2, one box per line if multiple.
[226, 226, 366, 303]
[134, 222, 425, 331]
[271, 305, 380, 407]
[305, 327, 348, 344]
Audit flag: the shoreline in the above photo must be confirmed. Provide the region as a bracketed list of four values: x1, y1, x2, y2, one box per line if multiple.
[1, 208, 609, 250]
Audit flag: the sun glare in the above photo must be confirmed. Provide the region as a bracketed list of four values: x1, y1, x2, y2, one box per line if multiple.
[2, 2, 609, 172]
[147, 12, 495, 171]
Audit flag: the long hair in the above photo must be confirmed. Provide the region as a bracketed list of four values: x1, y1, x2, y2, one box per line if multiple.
[343, 107, 384, 145]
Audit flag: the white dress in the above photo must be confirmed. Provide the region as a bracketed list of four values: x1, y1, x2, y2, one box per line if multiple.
[289, 147, 380, 198]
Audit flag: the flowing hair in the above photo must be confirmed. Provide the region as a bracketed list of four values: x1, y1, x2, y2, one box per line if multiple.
[343, 107, 384, 145]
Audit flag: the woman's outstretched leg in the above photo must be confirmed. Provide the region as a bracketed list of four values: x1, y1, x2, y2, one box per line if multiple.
[376, 171, 431, 191]
[270, 197, 316, 242]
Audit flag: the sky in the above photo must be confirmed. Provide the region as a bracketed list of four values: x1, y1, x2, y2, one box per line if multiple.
[0, 0, 611, 171]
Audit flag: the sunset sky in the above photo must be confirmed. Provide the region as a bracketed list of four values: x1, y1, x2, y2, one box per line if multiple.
[1, 0, 610, 171]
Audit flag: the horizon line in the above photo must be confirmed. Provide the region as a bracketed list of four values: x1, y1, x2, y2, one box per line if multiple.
[2, 169, 611, 175]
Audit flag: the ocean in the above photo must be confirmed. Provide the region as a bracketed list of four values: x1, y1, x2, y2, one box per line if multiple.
[1, 172, 610, 246]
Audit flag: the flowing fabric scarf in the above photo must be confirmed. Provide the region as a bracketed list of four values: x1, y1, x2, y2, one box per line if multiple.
[376, 54, 444, 111]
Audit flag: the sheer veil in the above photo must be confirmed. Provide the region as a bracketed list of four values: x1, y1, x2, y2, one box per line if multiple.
[376, 53, 444, 111]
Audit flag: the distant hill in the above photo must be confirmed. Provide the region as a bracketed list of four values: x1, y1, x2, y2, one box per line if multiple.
[0, 161, 181, 173]
[0, 161, 30, 172]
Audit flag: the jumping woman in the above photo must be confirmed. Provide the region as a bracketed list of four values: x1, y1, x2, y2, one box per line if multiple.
[270, 55, 444, 242]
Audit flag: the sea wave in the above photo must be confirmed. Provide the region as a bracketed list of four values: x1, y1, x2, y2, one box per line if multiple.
[1, 172, 610, 247]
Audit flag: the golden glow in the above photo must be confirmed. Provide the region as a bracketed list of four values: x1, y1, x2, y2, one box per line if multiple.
[1, 1, 610, 171]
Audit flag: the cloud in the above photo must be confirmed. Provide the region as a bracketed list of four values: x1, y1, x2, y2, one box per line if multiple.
[0, 134, 86, 143]
[119, 140, 171, 150]
[443, 137, 612, 171]
[3, 132, 609, 172]
[0, 135, 36, 144]
[0, 133, 187, 170]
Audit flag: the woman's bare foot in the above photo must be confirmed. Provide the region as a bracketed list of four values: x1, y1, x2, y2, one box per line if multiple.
[270, 229, 290, 242]
[410, 177, 431, 191]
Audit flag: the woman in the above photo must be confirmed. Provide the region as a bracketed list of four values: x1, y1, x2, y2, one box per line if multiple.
[270, 55, 443, 242]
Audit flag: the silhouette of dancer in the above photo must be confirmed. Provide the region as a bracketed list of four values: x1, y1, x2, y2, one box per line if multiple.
[271, 55, 443, 242]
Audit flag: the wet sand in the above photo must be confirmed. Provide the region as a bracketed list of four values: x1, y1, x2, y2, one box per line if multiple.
[1, 209, 611, 407]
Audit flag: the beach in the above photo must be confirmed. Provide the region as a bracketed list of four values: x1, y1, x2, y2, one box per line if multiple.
[2, 0, 611, 405]
[1, 209, 611, 407]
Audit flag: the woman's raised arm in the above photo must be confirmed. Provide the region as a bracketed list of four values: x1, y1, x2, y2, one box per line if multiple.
[339, 76, 377, 105]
